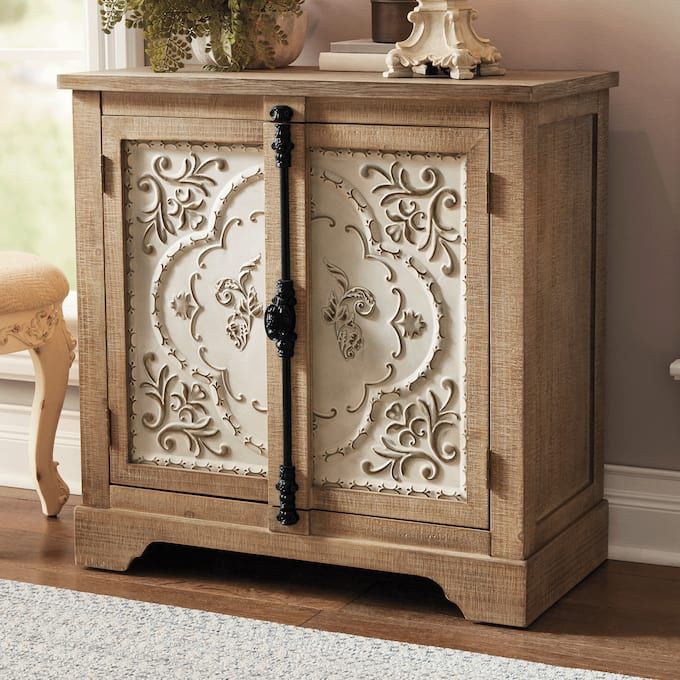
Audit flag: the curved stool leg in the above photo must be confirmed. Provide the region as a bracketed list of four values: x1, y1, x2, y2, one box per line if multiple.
[28, 317, 75, 516]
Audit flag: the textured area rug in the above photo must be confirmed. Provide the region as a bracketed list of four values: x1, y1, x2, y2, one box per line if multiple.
[0, 579, 640, 679]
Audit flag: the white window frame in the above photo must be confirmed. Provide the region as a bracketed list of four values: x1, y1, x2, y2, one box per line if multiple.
[0, 1, 144, 387]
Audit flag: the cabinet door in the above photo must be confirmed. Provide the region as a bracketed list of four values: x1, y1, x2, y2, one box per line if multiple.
[104, 117, 268, 500]
[309, 124, 489, 527]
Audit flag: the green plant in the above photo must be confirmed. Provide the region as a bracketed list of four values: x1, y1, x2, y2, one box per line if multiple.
[98, 0, 304, 72]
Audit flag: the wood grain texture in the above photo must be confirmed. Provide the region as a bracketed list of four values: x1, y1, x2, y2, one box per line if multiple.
[306, 97, 489, 128]
[102, 92, 262, 119]
[101, 115, 267, 502]
[3, 490, 676, 680]
[527, 111, 606, 552]
[592, 90, 609, 519]
[306, 122, 489, 530]
[490, 100, 609, 558]
[110, 486, 489, 554]
[309, 510, 490, 555]
[72, 91, 109, 509]
[530, 115, 594, 524]
[489, 101, 538, 559]
[537, 92, 600, 126]
[58, 67, 619, 103]
[110, 485, 267, 527]
[73, 499, 606, 627]
[525, 501, 608, 624]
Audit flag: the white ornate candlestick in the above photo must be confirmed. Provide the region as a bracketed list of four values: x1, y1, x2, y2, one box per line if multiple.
[384, 0, 504, 80]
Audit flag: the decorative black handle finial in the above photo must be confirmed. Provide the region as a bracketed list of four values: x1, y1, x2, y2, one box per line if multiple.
[270, 105, 294, 169]
[266, 104, 299, 526]
[276, 465, 299, 526]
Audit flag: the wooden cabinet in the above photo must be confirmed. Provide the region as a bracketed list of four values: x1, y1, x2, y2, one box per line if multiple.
[60, 68, 618, 627]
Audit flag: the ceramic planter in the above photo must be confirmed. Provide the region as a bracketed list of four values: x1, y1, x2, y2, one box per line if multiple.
[371, 0, 417, 44]
[192, 9, 308, 69]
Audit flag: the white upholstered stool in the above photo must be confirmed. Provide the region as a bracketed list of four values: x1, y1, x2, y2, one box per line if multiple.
[0, 252, 76, 516]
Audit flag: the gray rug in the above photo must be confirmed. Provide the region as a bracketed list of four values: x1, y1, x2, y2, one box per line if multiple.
[0, 579, 641, 679]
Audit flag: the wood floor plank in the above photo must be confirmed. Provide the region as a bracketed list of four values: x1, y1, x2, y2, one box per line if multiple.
[300, 573, 679, 679]
[0, 488, 677, 678]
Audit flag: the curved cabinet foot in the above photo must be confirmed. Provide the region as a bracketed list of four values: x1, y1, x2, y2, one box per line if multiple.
[74, 506, 151, 571]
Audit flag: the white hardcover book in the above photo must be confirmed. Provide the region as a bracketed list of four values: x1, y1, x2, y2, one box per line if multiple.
[330, 39, 394, 55]
[318, 52, 388, 73]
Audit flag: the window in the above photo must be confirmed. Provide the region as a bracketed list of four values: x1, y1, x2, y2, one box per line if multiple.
[0, 0, 87, 285]
[0, 2, 142, 384]
[0, 1, 144, 288]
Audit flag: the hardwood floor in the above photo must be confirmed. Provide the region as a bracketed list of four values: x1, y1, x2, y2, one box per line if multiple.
[1, 487, 678, 679]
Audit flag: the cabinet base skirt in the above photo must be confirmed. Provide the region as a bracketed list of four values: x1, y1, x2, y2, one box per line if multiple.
[74, 501, 607, 627]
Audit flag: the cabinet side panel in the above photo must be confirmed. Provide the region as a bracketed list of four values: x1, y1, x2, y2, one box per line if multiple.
[527, 95, 608, 552]
[73, 91, 109, 508]
[531, 115, 594, 521]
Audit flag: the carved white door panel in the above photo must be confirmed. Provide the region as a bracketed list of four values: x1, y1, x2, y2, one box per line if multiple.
[103, 117, 269, 501]
[309, 124, 489, 528]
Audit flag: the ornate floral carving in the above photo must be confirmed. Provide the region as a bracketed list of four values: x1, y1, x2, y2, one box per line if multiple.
[321, 260, 376, 360]
[64, 327, 77, 366]
[0, 306, 60, 349]
[397, 309, 426, 338]
[310, 148, 467, 502]
[170, 291, 197, 320]
[140, 352, 230, 458]
[361, 161, 461, 275]
[134, 149, 227, 254]
[363, 380, 460, 484]
[215, 255, 263, 351]
[310, 162, 448, 463]
[125, 146, 269, 476]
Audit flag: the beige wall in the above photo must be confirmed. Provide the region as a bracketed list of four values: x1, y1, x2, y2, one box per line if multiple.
[298, 0, 680, 471]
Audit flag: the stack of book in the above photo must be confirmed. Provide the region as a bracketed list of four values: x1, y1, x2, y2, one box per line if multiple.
[318, 39, 392, 73]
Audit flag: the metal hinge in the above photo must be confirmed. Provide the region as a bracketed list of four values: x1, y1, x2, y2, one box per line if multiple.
[487, 448, 493, 489]
[486, 170, 493, 215]
[106, 407, 113, 443]
[101, 155, 108, 194]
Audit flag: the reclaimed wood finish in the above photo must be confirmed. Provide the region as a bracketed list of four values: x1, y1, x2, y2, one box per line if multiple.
[102, 92, 262, 120]
[64, 70, 617, 627]
[489, 93, 610, 559]
[74, 500, 607, 628]
[72, 91, 109, 509]
[59, 67, 618, 103]
[305, 97, 489, 128]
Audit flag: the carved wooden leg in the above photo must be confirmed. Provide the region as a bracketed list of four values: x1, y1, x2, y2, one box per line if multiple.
[28, 317, 75, 516]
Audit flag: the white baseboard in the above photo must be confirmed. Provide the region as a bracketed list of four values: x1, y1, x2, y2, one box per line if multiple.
[605, 464, 680, 567]
[0, 403, 82, 496]
[0, 401, 678, 567]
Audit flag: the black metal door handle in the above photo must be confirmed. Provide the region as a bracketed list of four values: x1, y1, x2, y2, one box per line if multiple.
[265, 105, 299, 526]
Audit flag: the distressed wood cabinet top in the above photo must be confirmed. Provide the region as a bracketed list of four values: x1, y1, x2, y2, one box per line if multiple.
[58, 67, 618, 103]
